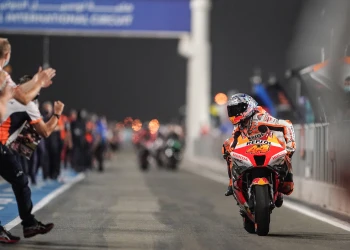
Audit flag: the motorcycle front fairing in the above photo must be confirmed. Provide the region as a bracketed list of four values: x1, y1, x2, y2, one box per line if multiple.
[229, 134, 288, 220]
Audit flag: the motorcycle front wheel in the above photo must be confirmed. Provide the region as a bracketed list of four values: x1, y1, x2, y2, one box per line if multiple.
[254, 185, 270, 236]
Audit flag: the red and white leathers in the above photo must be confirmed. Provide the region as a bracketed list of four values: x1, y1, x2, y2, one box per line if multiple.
[222, 106, 295, 195]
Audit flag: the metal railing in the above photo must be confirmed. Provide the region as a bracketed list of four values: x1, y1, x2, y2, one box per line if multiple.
[193, 122, 350, 188]
[293, 122, 350, 187]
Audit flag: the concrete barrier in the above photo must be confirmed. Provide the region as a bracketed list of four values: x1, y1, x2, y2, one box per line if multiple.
[293, 177, 350, 216]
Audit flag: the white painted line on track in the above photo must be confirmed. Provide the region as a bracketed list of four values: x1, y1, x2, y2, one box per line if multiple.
[5, 173, 85, 231]
[283, 200, 350, 232]
[184, 159, 350, 232]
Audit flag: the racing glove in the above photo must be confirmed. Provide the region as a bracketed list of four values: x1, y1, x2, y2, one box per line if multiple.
[285, 141, 295, 158]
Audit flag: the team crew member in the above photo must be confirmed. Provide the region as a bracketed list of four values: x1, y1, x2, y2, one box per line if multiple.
[0, 75, 64, 242]
[94, 116, 108, 172]
[70, 110, 87, 172]
[42, 101, 62, 180]
[0, 38, 56, 244]
[0, 71, 19, 244]
[60, 114, 73, 169]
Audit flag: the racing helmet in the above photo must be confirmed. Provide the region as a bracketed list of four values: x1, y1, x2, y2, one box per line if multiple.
[227, 93, 258, 125]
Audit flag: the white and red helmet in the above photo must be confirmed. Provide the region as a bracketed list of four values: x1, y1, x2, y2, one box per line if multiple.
[227, 93, 258, 125]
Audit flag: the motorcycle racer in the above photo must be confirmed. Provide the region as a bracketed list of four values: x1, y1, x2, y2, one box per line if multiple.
[222, 93, 295, 207]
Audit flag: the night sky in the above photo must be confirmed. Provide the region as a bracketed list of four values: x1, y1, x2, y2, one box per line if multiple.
[2, 0, 304, 123]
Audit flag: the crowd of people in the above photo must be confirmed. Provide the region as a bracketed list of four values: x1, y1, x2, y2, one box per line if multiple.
[17, 105, 121, 185]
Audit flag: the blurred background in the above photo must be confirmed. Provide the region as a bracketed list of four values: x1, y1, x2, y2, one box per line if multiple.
[2, 0, 303, 123]
[1, 0, 350, 202]
[1, 0, 350, 247]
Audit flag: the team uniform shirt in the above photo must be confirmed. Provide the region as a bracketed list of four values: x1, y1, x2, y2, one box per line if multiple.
[0, 66, 17, 89]
[0, 65, 18, 126]
[0, 99, 42, 145]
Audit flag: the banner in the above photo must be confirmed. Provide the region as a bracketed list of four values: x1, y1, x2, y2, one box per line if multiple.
[0, 0, 191, 36]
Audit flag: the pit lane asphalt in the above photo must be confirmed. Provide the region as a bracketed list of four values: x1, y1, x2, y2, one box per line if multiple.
[5, 152, 350, 250]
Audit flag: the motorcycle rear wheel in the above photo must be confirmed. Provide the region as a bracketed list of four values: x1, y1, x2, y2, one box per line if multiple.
[254, 185, 270, 236]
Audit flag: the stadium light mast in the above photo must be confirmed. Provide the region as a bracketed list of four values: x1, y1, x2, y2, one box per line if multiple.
[178, 0, 212, 157]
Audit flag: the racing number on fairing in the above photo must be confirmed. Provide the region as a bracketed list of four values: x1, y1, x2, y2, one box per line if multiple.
[246, 144, 270, 154]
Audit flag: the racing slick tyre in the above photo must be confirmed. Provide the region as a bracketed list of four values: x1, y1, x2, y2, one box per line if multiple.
[254, 185, 270, 236]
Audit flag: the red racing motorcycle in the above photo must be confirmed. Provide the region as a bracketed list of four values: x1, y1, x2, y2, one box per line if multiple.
[229, 126, 289, 236]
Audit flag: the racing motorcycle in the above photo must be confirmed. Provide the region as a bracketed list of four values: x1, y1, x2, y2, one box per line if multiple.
[229, 126, 289, 236]
[162, 138, 183, 170]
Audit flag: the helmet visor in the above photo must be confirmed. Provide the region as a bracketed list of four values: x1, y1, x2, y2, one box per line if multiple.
[227, 103, 248, 117]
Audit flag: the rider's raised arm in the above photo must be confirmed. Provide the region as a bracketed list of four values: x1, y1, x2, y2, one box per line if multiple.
[14, 68, 55, 105]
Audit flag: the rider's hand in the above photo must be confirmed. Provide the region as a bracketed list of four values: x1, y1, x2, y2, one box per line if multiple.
[286, 141, 295, 157]
[223, 149, 232, 160]
[222, 147, 232, 165]
[287, 151, 294, 158]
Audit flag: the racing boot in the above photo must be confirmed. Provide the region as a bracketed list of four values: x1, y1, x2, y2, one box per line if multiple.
[279, 172, 294, 195]
[225, 185, 234, 196]
[275, 193, 283, 208]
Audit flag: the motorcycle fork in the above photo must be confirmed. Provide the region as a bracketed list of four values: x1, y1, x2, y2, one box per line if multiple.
[247, 173, 255, 213]
[248, 173, 275, 213]
[268, 173, 275, 210]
